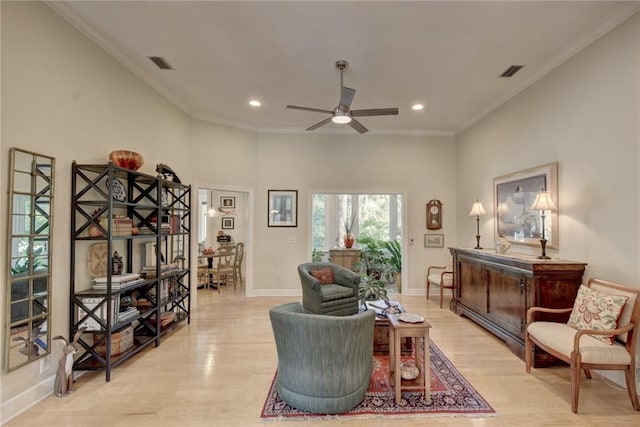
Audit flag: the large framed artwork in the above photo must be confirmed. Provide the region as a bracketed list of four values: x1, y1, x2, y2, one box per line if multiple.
[268, 189, 298, 227]
[493, 162, 558, 249]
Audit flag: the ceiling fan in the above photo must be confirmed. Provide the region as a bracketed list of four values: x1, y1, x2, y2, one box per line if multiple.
[286, 60, 399, 134]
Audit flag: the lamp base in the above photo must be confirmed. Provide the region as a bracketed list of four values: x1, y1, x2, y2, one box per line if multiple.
[474, 235, 482, 250]
[537, 238, 549, 259]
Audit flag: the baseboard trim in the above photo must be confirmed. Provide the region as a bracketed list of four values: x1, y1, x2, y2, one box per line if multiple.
[1, 375, 55, 425]
[247, 289, 301, 297]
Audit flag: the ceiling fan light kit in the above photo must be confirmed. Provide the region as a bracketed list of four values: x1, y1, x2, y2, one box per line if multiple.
[286, 60, 398, 133]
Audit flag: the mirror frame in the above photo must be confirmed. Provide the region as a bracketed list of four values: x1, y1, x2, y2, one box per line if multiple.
[5, 147, 55, 372]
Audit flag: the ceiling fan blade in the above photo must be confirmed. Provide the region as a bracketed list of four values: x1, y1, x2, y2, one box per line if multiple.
[306, 117, 333, 131]
[339, 87, 356, 110]
[349, 118, 369, 134]
[287, 105, 333, 114]
[350, 107, 399, 117]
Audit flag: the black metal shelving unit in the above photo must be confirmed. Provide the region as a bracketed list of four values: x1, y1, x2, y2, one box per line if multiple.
[70, 162, 191, 381]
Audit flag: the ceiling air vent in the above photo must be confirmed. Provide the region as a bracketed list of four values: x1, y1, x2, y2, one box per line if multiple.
[500, 65, 523, 78]
[148, 56, 173, 70]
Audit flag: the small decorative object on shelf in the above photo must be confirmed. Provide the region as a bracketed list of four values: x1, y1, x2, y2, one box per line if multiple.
[109, 150, 144, 171]
[156, 163, 182, 183]
[111, 251, 123, 275]
[495, 234, 511, 254]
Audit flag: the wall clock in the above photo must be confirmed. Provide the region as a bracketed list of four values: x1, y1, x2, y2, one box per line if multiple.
[426, 199, 442, 230]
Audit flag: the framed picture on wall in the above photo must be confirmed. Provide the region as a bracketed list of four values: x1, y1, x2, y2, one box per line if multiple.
[221, 217, 234, 230]
[268, 189, 298, 227]
[220, 196, 235, 209]
[493, 162, 558, 248]
[424, 234, 444, 248]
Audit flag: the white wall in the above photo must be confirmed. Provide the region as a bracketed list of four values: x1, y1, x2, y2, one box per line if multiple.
[189, 120, 457, 296]
[456, 11, 640, 285]
[0, 2, 191, 421]
[456, 11, 640, 388]
[252, 132, 456, 295]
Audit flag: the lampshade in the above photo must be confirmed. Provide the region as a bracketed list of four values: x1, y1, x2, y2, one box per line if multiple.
[530, 190, 557, 211]
[468, 200, 487, 216]
[331, 111, 352, 124]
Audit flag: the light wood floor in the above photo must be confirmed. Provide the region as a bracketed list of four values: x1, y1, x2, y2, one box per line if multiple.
[6, 289, 640, 426]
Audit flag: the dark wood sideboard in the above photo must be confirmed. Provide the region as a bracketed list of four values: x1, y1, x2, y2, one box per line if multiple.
[449, 248, 586, 367]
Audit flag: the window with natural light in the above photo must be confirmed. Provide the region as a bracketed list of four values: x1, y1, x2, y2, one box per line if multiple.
[311, 192, 402, 251]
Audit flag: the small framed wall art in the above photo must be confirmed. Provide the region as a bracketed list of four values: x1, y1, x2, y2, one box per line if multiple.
[221, 217, 234, 230]
[424, 233, 444, 248]
[220, 196, 236, 209]
[268, 189, 298, 227]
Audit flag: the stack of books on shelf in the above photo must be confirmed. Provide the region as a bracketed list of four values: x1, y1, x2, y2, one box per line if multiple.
[92, 273, 143, 292]
[140, 263, 179, 279]
[118, 307, 140, 324]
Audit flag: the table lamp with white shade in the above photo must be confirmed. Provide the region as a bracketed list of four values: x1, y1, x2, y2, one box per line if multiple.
[468, 199, 487, 249]
[529, 189, 557, 259]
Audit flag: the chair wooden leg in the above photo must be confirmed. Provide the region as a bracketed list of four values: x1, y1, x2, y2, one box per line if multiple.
[570, 353, 581, 413]
[583, 369, 591, 379]
[525, 332, 532, 374]
[624, 366, 640, 411]
[439, 284, 444, 309]
[426, 279, 430, 300]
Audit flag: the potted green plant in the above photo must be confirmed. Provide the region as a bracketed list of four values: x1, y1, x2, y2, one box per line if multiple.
[356, 236, 391, 280]
[358, 273, 388, 307]
[383, 240, 402, 291]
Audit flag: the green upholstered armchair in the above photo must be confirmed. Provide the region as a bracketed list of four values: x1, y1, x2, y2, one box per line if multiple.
[298, 262, 360, 316]
[269, 302, 375, 414]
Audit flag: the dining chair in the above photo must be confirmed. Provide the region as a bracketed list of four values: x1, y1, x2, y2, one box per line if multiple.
[233, 242, 245, 286]
[208, 245, 237, 293]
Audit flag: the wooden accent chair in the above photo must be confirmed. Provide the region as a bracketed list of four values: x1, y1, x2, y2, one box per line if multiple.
[525, 278, 640, 413]
[426, 257, 454, 308]
[208, 245, 237, 293]
[233, 242, 245, 285]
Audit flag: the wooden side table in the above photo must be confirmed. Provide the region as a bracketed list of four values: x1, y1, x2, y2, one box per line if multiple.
[388, 313, 432, 404]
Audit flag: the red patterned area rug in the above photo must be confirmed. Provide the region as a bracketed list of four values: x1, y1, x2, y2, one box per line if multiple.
[260, 340, 496, 421]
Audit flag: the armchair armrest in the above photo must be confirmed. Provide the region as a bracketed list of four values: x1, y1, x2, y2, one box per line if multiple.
[427, 265, 448, 276]
[572, 323, 634, 351]
[526, 306, 572, 325]
[333, 266, 361, 291]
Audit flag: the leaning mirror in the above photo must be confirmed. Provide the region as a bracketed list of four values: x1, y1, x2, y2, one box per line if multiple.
[5, 148, 55, 372]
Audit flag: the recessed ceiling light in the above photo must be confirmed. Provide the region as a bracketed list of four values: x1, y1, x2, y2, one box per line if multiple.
[412, 104, 424, 111]
[249, 99, 261, 107]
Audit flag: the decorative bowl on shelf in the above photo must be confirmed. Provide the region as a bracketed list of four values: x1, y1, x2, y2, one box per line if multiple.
[400, 362, 419, 380]
[109, 150, 144, 171]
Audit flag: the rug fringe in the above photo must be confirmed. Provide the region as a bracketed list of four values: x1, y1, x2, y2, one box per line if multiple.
[259, 412, 497, 423]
